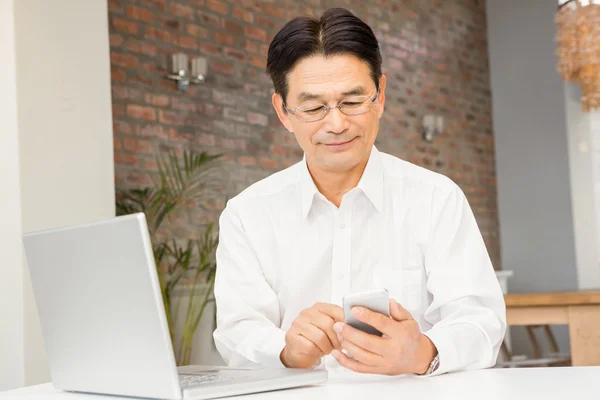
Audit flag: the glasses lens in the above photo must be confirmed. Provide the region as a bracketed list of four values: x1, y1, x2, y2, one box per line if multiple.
[340, 96, 374, 116]
[295, 104, 327, 122]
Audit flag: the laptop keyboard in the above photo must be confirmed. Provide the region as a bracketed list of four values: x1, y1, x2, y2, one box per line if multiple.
[179, 373, 235, 389]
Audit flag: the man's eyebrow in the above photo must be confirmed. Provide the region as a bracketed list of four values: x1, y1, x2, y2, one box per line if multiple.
[296, 86, 367, 103]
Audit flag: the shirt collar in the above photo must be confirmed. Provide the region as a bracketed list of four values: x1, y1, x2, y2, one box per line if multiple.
[299, 145, 384, 219]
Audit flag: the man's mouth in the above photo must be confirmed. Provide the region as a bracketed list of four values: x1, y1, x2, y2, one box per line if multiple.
[324, 137, 356, 146]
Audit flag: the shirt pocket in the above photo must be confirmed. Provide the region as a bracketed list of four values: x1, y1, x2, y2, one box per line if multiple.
[372, 262, 425, 316]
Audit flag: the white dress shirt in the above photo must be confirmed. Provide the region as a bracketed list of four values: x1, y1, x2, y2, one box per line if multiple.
[213, 146, 506, 376]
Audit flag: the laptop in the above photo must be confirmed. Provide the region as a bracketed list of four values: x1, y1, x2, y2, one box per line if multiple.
[22, 213, 327, 400]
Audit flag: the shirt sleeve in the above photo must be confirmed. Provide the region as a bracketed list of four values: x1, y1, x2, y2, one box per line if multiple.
[212, 201, 287, 368]
[421, 182, 507, 376]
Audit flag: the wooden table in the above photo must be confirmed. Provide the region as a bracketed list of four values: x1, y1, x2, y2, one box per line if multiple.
[504, 291, 600, 366]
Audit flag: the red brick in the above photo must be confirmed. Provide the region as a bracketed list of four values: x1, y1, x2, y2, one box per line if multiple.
[260, 157, 279, 170]
[145, 0, 167, 11]
[112, 104, 125, 117]
[201, 104, 222, 117]
[224, 47, 246, 62]
[187, 24, 209, 39]
[124, 39, 156, 56]
[264, 4, 286, 18]
[269, 144, 288, 157]
[244, 26, 266, 41]
[197, 11, 221, 27]
[170, 3, 194, 20]
[126, 5, 154, 23]
[123, 137, 153, 153]
[139, 124, 167, 138]
[168, 129, 194, 142]
[115, 153, 139, 166]
[111, 52, 139, 68]
[249, 55, 265, 69]
[113, 138, 121, 149]
[108, 0, 123, 14]
[199, 43, 222, 56]
[146, 94, 170, 107]
[233, 7, 253, 22]
[144, 159, 159, 171]
[223, 19, 244, 35]
[112, 86, 128, 100]
[238, 156, 257, 166]
[144, 27, 171, 42]
[211, 60, 234, 75]
[113, 121, 139, 135]
[256, 15, 276, 30]
[171, 98, 196, 111]
[245, 40, 259, 54]
[110, 34, 123, 47]
[177, 35, 197, 49]
[215, 32, 235, 46]
[197, 134, 216, 146]
[207, 0, 229, 15]
[159, 110, 185, 126]
[126, 171, 152, 186]
[127, 105, 156, 121]
[248, 112, 268, 127]
[112, 17, 139, 35]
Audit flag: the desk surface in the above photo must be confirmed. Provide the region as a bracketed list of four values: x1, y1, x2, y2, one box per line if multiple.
[2, 367, 599, 400]
[505, 291, 600, 306]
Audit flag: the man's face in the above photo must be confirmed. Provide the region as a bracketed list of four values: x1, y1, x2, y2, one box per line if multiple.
[272, 54, 386, 173]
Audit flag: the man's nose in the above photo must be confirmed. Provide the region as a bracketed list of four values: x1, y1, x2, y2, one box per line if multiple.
[323, 106, 348, 133]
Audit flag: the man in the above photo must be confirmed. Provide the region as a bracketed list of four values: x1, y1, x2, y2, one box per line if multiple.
[213, 7, 506, 376]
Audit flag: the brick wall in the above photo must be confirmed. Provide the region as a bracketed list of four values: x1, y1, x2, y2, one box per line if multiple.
[109, 0, 502, 269]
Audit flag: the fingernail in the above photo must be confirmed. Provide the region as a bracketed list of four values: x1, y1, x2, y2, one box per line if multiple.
[352, 307, 363, 317]
[333, 322, 343, 333]
[331, 350, 340, 359]
[337, 333, 343, 342]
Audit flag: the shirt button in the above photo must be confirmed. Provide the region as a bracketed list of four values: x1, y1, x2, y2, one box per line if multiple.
[339, 223, 346, 229]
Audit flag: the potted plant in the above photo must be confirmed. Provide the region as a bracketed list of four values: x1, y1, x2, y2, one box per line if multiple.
[116, 149, 222, 365]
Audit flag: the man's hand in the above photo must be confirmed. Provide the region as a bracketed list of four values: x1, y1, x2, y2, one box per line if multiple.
[331, 298, 438, 375]
[280, 302, 345, 368]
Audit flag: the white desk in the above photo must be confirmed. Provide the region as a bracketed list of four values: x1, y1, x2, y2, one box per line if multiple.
[2, 367, 599, 399]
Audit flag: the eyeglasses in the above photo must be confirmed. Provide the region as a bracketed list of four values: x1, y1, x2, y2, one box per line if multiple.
[283, 88, 380, 123]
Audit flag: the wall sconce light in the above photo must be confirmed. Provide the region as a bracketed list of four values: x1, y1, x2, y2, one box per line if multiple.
[422, 114, 444, 142]
[165, 52, 207, 92]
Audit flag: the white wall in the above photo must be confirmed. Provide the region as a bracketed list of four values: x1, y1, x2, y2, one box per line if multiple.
[564, 83, 600, 290]
[0, 0, 115, 390]
[0, 0, 25, 391]
[486, 0, 580, 356]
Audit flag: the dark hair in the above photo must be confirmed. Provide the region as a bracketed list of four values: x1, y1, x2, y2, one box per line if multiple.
[266, 8, 382, 104]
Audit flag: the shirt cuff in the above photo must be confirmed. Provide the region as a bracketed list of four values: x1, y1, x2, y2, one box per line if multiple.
[254, 327, 287, 368]
[422, 325, 460, 376]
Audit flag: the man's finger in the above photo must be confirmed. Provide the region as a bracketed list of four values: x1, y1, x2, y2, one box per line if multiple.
[290, 334, 322, 358]
[351, 306, 394, 337]
[335, 322, 387, 355]
[389, 298, 413, 322]
[309, 312, 341, 350]
[299, 324, 333, 355]
[314, 302, 344, 322]
[331, 349, 384, 375]
[340, 339, 383, 366]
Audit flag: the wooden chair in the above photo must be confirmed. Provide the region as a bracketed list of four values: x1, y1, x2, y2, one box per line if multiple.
[496, 325, 571, 368]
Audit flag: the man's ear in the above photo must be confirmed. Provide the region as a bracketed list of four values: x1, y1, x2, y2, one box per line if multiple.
[377, 75, 387, 119]
[272, 92, 294, 133]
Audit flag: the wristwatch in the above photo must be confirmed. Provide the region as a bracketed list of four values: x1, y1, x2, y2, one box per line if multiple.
[420, 354, 440, 375]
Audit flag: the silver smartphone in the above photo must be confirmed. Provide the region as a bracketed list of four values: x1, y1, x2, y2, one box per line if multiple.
[342, 288, 390, 336]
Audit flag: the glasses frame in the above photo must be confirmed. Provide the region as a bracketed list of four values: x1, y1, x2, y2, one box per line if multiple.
[283, 88, 381, 123]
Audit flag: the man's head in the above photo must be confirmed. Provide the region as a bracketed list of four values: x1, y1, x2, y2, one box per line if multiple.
[267, 8, 386, 174]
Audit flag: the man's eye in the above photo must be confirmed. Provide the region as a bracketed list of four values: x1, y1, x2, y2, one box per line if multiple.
[343, 102, 362, 107]
[302, 106, 324, 114]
